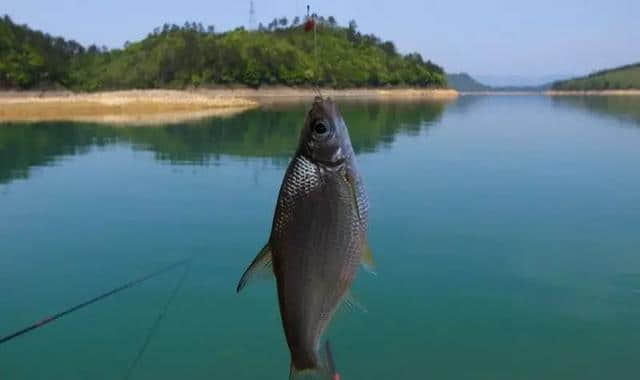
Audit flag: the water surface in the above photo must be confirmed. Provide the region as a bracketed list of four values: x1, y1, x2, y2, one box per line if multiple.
[1, 96, 640, 379]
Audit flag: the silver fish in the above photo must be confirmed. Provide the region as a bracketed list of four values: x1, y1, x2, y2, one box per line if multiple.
[237, 97, 374, 379]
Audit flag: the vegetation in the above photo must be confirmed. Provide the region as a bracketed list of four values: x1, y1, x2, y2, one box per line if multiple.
[0, 14, 446, 91]
[552, 62, 640, 91]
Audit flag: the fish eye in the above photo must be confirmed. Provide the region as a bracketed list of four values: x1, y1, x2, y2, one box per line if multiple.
[312, 121, 329, 138]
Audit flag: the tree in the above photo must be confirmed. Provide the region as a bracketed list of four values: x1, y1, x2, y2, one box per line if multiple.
[347, 20, 358, 43]
[292, 16, 300, 26]
[279, 17, 288, 27]
[327, 16, 337, 27]
[268, 18, 278, 30]
[0, 15, 447, 90]
[381, 41, 396, 55]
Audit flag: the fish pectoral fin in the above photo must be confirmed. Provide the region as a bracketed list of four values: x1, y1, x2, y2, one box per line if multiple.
[361, 240, 376, 275]
[343, 172, 362, 222]
[236, 243, 273, 293]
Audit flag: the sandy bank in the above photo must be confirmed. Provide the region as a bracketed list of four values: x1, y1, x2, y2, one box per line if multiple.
[0, 88, 457, 125]
[0, 90, 257, 125]
[212, 87, 458, 101]
[546, 89, 640, 96]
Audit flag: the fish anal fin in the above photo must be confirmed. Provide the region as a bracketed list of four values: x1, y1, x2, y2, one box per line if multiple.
[343, 291, 368, 313]
[236, 243, 273, 293]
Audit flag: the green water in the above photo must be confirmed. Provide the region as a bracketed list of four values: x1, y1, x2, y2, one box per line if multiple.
[1, 96, 640, 379]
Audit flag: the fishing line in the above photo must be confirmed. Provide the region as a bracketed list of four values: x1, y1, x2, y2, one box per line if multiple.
[0, 257, 192, 345]
[314, 13, 321, 97]
[123, 259, 193, 380]
[307, 4, 322, 98]
[325, 340, 339, 379]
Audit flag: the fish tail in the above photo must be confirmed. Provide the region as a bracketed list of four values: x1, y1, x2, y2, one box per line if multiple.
[289, 341, 341, 380]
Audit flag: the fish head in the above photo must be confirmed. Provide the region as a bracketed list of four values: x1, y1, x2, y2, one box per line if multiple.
[298, 97, 354, 167]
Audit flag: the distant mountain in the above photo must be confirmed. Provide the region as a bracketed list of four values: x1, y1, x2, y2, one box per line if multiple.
[492, 82, 552, 92]
[446, 73, 491, 91]
[552, 62, 640, 91]
[475, 74, 572, 88]
[446, 72, 550, 92]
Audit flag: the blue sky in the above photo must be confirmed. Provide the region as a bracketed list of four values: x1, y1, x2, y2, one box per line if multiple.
[5, 0, 640, 85]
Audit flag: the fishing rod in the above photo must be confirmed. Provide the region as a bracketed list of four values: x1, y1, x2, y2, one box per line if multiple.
[0, 257, 192, 345]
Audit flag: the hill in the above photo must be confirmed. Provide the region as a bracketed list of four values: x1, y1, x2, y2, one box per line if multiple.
[445, 73, 491, 91]
[446, 72, 551, 92]
[0, 15, 446, 91]
[552, 62, 640, 91]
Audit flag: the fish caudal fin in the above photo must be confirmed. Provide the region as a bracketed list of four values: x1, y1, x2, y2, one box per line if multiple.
[289, 341, 341, 380]
[236, 243, 273, 292]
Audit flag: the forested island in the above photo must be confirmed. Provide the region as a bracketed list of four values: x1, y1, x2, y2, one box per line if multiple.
[552, 63, 640, 91]
[0, 14, 446, 91]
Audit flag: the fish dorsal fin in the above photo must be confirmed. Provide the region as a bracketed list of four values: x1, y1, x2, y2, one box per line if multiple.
[362, 240, 376, 275]
[236, 243, 273, 293]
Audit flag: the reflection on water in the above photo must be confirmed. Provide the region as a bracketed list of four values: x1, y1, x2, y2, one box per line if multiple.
[0, 100, 446, 185]
[2, 95, 640, 380]
[551, 95, 640, 126]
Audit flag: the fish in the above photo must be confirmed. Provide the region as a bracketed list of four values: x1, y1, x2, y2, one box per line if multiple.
[237, 96, 374, 379]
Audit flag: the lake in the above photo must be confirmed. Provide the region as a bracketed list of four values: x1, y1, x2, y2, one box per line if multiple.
[1, 95, 640, 380]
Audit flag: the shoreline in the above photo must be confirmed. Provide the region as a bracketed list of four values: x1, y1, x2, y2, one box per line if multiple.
[461, 89, 640, 96]
[545, 89, 640, 96]
[5, 87, 638, 125]
[460, 91, 544, 96]
[0, 88, 458, 125]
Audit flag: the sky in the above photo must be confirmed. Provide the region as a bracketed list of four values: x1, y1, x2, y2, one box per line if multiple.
[5, 0, 640, 86]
